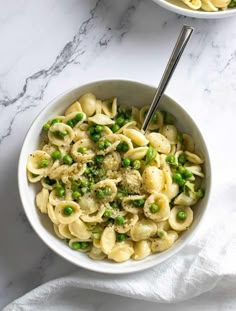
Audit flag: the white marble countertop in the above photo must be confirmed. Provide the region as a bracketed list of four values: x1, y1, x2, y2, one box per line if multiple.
[1, 0, 236, 310]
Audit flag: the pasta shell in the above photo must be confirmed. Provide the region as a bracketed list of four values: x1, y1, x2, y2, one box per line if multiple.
[69, 238, 92, 252]
[155, 220, 170, 232]
[130, 219, 157, 241]
[151, 230, 178, 253]
[115, 213, 139, 233]
[58, 224, 75, 239]
[162, 170, 179, 200]
[92, 180, 117, 203]
[185, 151, 204, 165]
[27, 170, 42, 183]
[139, 106, 163, 130]
[142, 166, 164, 193]
[79, 194, 99, 214]
[122, 195, 146, 214]
[81, 205, 106, 223]
[96, 100, 102, 114]
[144, 193, 170, 221]
[71, 139, 96, 162]
[121, 169, 142, 194]
[88, 114, 115, 125]
[133, 240, 151, 260]
[55, 201, 81, 224]
[65, 101, 83, 115]
[49, 189, 65, 206]
[201, 0, 218, 10]
[89, 246, 106, 260]
[168, 206, 193, 231]
[160, 125, 178, 144]
[36, 188, 49, 214]
[79, 93, 97, 117]
[184, 165, 205, 178]
[101, 226, 116, 254]
[42, 144, 57, 156]
[97, 134, 121, 155]
[103, 152, 121, 171]
[27, 150, 52, 176]
[174, 192, 198, 206]
[117, 121, 137, 134]
[181, 0, 202, 9]
[131, 106, 140, 123]
[48, 123, 74, 146]
[102, 97, 117, 118]
[64, 111, 86, 128]
[68, 219, 92, 240]
[108, 242, 134, 262]
[210, 0, 230, 7]
[53, 224, 65, 239]
[47, 203, 59, 224]
[147, 133, 171, 154]
[124, 147, 148, 161]
[123, 129, 149, 146]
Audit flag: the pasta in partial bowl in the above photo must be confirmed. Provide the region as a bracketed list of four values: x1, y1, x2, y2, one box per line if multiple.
[152, 0, 236, 18]
[18, 80, 211, 273]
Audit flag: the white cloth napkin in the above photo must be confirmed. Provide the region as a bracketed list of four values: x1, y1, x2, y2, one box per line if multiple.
[4, 177, 236, 311]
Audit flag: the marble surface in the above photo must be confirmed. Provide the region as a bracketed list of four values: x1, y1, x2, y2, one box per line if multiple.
[1, 0, 236, 309]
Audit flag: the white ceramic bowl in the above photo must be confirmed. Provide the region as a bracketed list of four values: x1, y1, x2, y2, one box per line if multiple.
[18, 80, 211, 274]
[152, 0, 236, 19]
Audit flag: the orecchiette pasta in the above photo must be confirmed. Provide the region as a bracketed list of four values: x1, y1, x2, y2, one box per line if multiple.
[27, 92, 205, 263]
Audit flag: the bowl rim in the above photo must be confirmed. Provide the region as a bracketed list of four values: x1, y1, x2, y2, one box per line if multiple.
[18, 79, 212, 274]
[152, 0, 236, 19]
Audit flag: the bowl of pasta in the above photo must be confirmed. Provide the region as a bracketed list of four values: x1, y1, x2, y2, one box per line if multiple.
[18, 79, 211, 273]
[152, 0, 236, 18]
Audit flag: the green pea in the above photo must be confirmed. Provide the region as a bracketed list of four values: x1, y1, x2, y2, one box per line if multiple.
[78, 147, 87, 154]
[80, 242, 89, 249]
[178, 166, 185, 175]
[104, 141, 111, 148]
[89, 126, 95, 135]
[63, 155, 73, 165]
[111, 124, 120, 133]
[122, 158, 131, 167]
[116, 216, 124, 225]
[56, 187, 65, 197]
[51, 118, 60, 125]
[116, 233, 126, 242]
[182, 170, 193, 179]
[178, 154, 187, 165]
[74, 113, 84, 122]
[172, 173, 184, 185]
[96, 189, 105, 199]
[95, 154, 104, 164]
[133, 160, 141, 170]
[91, 133, 101, 142]
[104, 187, 111, 196]
[63, 206, 73, 215]
[166, 154, 175, 164]
[104, 210, 112, 218]
[98, 141, 105, 150]
[95, 125, 103, 133]
[39, 159, 49, 168]
[177, 211, 186, 220]
[52, 150, 61, 160]
[66, 120, 74, 127]
[43, 123, 50, 131]
[150, 203, 160, 213]
[72, 242, 81, 250]
[116, 116, 125, 126]
[110, 202, 119, 209]
[228, 0, 236, 7]
[72, 191, 81, 200]
[80, 180, 89, 187]
[122, 142, 129, 152]
[84, 167, 90, 174]
[123, 119, 129, 125]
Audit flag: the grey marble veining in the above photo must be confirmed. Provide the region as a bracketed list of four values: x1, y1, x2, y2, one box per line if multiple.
[1, 0, 236, 309]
